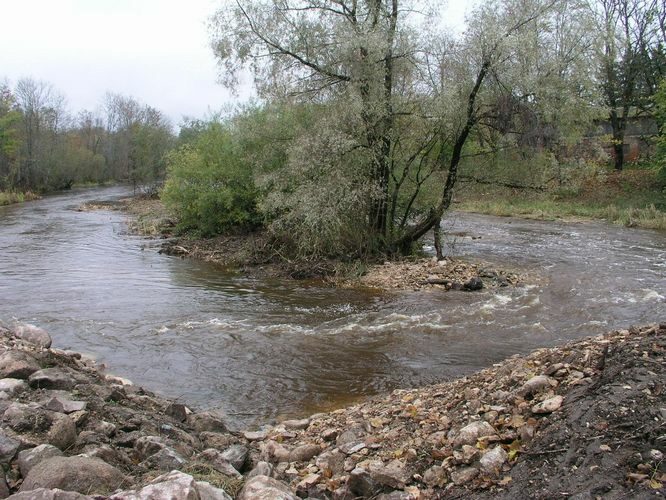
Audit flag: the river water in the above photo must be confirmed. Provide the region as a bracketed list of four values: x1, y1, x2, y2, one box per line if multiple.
[0, 187, 664, 428]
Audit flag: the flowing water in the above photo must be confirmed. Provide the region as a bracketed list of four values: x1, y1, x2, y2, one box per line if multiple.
[1, 187, 664, 428]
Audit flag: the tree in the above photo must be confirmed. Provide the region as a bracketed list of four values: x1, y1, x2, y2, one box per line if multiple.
[211, 0, 571, 256]
[0, 83, 21, 190]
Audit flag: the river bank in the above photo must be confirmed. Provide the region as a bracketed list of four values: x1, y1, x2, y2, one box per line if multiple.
[0, 321, 663, 498]
[0, 192, 40, 207]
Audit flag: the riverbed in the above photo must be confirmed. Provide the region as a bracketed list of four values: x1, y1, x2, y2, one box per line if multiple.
[0, 187, 664, 428]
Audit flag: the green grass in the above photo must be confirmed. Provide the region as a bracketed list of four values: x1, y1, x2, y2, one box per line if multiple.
[0, 191, 40, 206]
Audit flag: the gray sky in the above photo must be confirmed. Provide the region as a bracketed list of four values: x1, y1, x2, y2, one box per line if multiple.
[0, 0, 473, 127]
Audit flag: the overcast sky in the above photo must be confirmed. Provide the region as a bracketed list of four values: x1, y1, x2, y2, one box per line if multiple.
[0, 0, 473, 127]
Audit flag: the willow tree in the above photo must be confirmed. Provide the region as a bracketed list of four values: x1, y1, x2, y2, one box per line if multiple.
[211, 0, 566, 256]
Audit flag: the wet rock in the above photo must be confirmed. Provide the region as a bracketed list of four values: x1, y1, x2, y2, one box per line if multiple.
[47, 413, 77, 450]
[7, 488, 88, 499]
[11, 324, 52, 348]
[142, 447, 186, 471]
[0, 429, 20, 466]
[453, 421, 497, 447]
[220, 444, 249, 472]
[520, 375, 556, 397]
[44, 397, 87, 414]
[368, 460, 410, 489]
[463, 277, 484, 291]
[246, 461, 273, 479]
[423, 465, 448, 487]
[0, 379, 27, 397]
[165, 402, 189, 422]
[480, 446, 508, 476]
[17, 444, 63, 477]
[243, 430, 268, 442]
[198, 449, 242, 477]
[531, 395, 564, 414]
[450, 466, 479, 485]
[288, 443, 321, 463]
[0, 351, 40, 380]
[28, 368, 77, 391]
[187, 411, 228, 433]
[237, 475, 298, 500]
[20, 456, 127, 495]
[282, 418, 310, 430]
[348, 467, 379, 498]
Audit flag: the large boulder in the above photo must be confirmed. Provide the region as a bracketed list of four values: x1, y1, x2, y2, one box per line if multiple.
[237, 475, 298, 500]
[109, 471, 232, 500]
[11, 324, 52, 348]
[220, 444, 249, 472]
[19, 456, 128, 495]
[0, 351, 40, 379]
[17, 444, 64, 477]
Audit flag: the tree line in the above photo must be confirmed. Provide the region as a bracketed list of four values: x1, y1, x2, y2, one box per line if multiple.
[0, 78, 174, 194]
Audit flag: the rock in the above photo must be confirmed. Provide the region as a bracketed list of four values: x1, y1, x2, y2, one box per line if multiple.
[17, 444, 63, 477]
[246, 461, 273, 479]
[20, 456, 127, 495]
[92, 420, 116, 437]
[165, 402, 189, 422]
[339, 441, 366, 455]
[463, 277, 484, 291]
[479, 446, 508, 476]
[315, 450, 346, 476]
[44, 397, 87, 414]
[0, 469, 7, 498]
[187, 411, 228, 433]
[142, 447, 186, 471]
[198, 449, 242, 477]
[336, 426, 366, 446]
[4, 402, 51, 434]
[195, 480, 234, 500]
[368, 460, 410, 489]
[531, 395, 564, 414]
[0, 351, 40, 379]
[11, 324, 52, 348]
[237, 475, 298, 500]
[110, 471, 199, 500]
[0, 378, 28, 396]
[453, 421, 498, 447]
[321, 428, 339, 442]
[243, 430, 268, 442]
[28, 369, 77, 391]
[82, 445, 132, 468]
[0, 429, 19, 466]
[520, 375, 556, 396]
[296, 473, 320, 495]
[134, 436, 166, 460]
[200, 432, 236, 450]
[220, 444, 249, 472]
[450, 466, 479, 485]
[6, 488, 89, 499]
[288, 443, 321, 463]
[47, 413, 77, 450]
[348, 467, 379, 498]
[68, 410, 89, 428]
[282, 418, 310, 430]
[423, 465, 448, 487]
[259, 440, 290, 464]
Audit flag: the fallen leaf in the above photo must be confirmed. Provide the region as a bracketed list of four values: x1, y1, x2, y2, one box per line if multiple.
[650, 479, 663, 489]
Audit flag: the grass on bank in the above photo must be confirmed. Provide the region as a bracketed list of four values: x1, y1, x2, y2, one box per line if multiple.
[456, 168, 666, 230]
[0, 191, 40, 206]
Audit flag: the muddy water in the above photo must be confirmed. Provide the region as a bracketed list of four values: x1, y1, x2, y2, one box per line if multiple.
[0, 187, 664, 428]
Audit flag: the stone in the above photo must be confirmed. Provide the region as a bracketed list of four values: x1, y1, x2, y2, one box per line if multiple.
[134, 436, 166, 460]
[6, 488, 88, 499]
[296, 473, 321, 495]
[453, 421, 497, 447]
[450, 466, 479, 485]
[220, 444, 249, 472]
[47, 413, 77, 450]
[315, 450, 346, 476]
[368, 460, 410, 489]
[0, 469, 7, 498]
[531, 395, 564, 414]
[423, 465, 448, 487]
[110, 471, 199, 500]
[0, 378, 27, 397]
[282, 418, 310, 430]
[520, 375, 556, 396]
[246, 461, 273, 479]
[195, 480, 234, 500]
[68, 410, 89, 428]
[348, 467, 379, 498]
[288, 444, 321, 463]
[187, 412, 228, 433]
[142, 447, 186, 471]
[243, 430, 268, 442]
[44, 397, 87, 414]
[198, 449, 242, 478]
[18, 444, 64, 477]
[0, 351, 40, 379]
[165, 402, 188, 422]
[237, 475, 298, 500]
[0, 430, 20, 466]
[92, 420, 116, 437]
[321, 429, 339, 442]
[4, 402, 51, 433]
[463, 277, 484, 291]
[19, 456, 127, 495]
[260, 440, 290, 464]
[479, 446, 508, 476]
[12, 324, 52, 348]
[82, 445, 132, 468]
[339, 441, 366, 455]
[28, 369, 77, 391]
[200, 432, 236, 450]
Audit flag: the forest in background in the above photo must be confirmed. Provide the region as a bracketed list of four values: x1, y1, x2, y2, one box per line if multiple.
[2, 0, 665, 257]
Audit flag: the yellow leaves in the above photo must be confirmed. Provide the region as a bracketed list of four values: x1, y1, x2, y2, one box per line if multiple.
[507, 439, 522, 461]
[650, 479, 663, 489]
[498, 476, 513, 485]
[475, 440, 488, 451]
[393, 448, 405, 458]
[370, 417, 385, 428]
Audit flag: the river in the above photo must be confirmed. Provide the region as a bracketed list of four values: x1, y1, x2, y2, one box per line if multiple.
[0, 186, 664, 428]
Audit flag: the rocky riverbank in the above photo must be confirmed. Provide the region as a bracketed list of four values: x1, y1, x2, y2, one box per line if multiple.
[0, 321, 663, 498]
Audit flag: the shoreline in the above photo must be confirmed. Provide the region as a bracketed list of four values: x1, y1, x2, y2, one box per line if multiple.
[0, 321, 663, 498]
